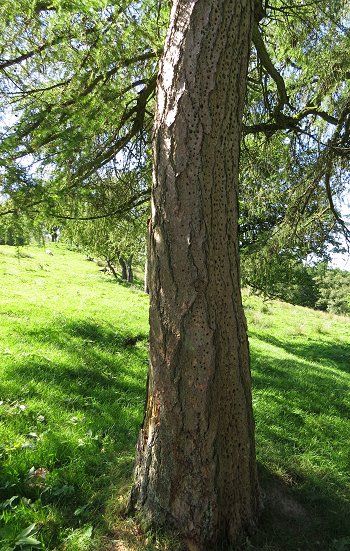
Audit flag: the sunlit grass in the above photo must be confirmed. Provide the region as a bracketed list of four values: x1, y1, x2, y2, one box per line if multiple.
[0, 245, 349, 550]
[0, 244, 149, 550]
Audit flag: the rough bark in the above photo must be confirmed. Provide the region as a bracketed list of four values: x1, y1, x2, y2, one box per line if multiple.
[130, 0, 259, 548]
[144, 221, 150, 294]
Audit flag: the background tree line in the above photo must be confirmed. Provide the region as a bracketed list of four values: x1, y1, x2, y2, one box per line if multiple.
[2, 205, 349, 315]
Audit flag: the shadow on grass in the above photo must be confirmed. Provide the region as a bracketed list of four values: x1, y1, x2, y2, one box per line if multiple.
[0, 318, 149, 547]
[2, 317, 349, 550]
[250, 332, 350, 414]
[254, 331, 350, 374]
[100, 271, 145, 291]
[246, 464, 349, 551]
[247, 331, 350, 550]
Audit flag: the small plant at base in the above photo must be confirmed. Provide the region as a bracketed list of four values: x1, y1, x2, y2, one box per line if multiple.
[0, 523, 42, 551]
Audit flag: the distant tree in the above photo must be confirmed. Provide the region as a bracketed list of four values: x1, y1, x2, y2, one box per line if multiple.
[0, 214, 27, 246]
[64, 210, 147, 283]
[0, 204, 46, 246]
[315, 268, 350, 315]
[50, 226, 59, 242]
[57, 166, 150, 282]
[241, 250, 320, 308]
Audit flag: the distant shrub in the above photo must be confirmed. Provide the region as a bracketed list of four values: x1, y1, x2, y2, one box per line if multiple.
[0, 226, 28, 246]
[241, 251, 319, 308]
[315, 269, 350, 315]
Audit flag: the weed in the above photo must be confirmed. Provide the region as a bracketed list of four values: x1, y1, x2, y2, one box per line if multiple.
[290, 323, 306, 336]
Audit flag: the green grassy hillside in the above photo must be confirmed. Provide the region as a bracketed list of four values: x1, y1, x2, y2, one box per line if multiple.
[0, 244, 349, 551]
[245, 295, 350, 551]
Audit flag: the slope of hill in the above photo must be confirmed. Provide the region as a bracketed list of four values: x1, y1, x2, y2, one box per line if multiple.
[244, 294, 350, 550]
[0, 244, 349, 550]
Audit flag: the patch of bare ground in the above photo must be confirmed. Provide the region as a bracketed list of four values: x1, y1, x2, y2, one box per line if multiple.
[101, 540, 132, 551]
[99, 526, 140, 551]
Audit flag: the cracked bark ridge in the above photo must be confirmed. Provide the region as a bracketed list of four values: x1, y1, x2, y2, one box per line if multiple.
[130, 0, 260, 548]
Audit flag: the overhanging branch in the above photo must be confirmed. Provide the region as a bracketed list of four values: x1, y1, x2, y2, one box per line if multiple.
[50, 188, 151, 220]
[252, 22, 290, 113]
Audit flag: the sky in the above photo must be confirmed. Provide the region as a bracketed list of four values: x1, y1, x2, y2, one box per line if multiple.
[330, 250, 350, 271]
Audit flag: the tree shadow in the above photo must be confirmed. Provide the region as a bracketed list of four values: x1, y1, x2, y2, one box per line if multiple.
[245, 332, 350, 550]
[250, 331, 350, 416]
[251, 331, 350, 375]
[0, 318, 149, 544]
[244, 463, 349, 551]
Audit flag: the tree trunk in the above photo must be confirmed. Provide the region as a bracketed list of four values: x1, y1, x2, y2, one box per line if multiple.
[144, 222, 150, 294]
[118, 256, 127, 280]
[130, 0, 259, 548]
[106, 259, 119, 280]
[127, 254, 134, 283]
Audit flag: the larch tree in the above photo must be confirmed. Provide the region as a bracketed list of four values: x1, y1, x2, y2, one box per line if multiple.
[0, 1, 349, 548]
[129, 0, 260, 547]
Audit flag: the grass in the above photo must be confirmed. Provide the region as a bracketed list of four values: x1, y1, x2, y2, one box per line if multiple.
[245, 293, 350, 551]
[0, 244, 349, 550]
[0, 244, 149, 550]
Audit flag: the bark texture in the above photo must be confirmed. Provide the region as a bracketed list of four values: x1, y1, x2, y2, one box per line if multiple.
[131, 0, 259, 547]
